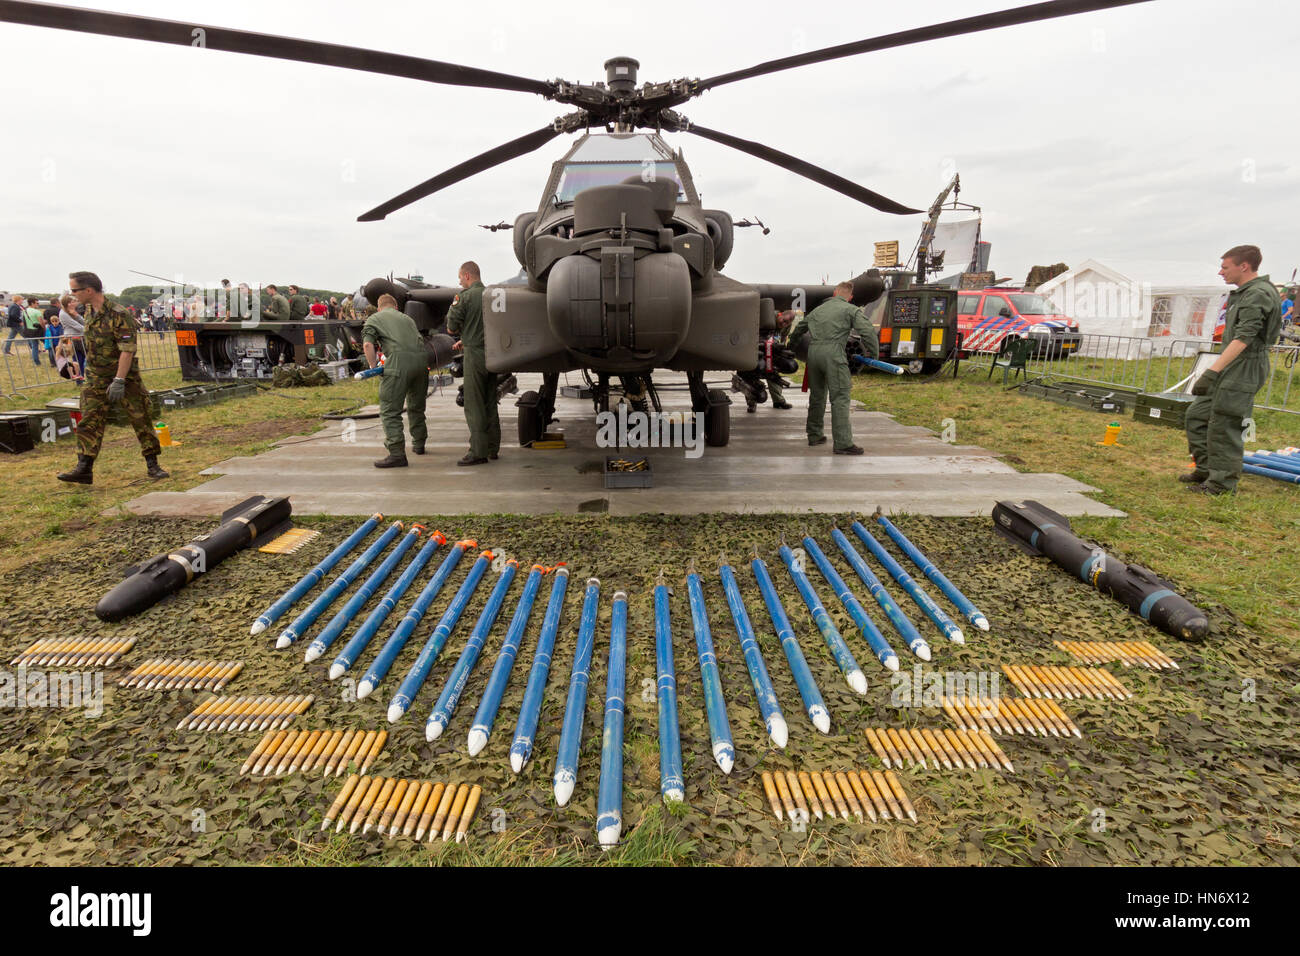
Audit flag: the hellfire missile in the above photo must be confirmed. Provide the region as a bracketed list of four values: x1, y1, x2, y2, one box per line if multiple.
[992, 499, 1209, 642]
[95, 495, 292, 621]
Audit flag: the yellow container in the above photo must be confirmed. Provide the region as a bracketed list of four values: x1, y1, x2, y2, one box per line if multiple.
[1097, 422, 1122, 446]
[154, 421, 174, 446]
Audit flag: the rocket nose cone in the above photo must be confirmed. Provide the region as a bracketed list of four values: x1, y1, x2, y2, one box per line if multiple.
[812, 709, 831, 735]
[769, 716, 789, 749]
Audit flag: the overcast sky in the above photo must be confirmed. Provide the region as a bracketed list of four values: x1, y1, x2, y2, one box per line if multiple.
[2, 0, 1297, 295]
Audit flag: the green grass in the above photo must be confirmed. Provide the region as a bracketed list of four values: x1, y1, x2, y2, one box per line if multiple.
[855, 363, 1300, 646]
[0, 365, 382, 574]
[2, 360, 1297, 866]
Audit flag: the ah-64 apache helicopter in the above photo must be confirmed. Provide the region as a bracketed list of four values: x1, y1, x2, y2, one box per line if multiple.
[2, 0, 1149, 446]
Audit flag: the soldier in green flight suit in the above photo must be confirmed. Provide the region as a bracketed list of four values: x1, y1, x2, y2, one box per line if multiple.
[1182, 245, 1283, 496]
[57, 271, 168, 484]
[261, 284, 291, 322]
[445, 260, 498, 466]
[287, 284, 310, 322]
[363, 294, 429, 468]
[788, 280, 879, 455]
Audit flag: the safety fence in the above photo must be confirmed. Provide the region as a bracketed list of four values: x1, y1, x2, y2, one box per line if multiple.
[1, 330, 180, 397]
[960, 333, 1300, 417]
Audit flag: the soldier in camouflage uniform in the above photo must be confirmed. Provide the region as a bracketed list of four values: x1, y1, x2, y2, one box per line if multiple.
[1182, 245, 1283, 496]
[446, 261, 497, 465]
[57, 271, 168, 484]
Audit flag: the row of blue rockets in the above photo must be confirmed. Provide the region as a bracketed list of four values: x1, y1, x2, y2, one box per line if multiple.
[1241, 448, 1300, 485]
[249, 512, 988, 847]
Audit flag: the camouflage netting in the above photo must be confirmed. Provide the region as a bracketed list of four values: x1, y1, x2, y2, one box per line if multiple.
[1, 513, 1296, 865]
[272, 364, 333, 388]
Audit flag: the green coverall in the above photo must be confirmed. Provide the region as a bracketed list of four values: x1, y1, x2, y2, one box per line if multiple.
[261, 293, 290, 323]
[789, 297, 879, 449]
[1184, 275, 1282, 492]
[446, 280, 499, 459]
[362, 307, 429, 456]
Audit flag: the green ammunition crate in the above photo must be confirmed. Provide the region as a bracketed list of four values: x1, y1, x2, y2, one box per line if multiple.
[0, 415, 35, 454]
[1134, 391, 1194, 429]
[5, 408, 74, 442]
[155, 382, 256, 409]
[1020, 382, 1131, 415]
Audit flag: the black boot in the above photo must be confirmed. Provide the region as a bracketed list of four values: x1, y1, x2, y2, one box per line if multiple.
[374, 453, 409, 468]
[57, 454, 94, 484]
[145, 454, 170, 479]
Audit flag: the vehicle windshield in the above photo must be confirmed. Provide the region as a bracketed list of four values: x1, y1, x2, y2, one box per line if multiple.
[555, 161, 685, 203]
[1008, 294, 1059, 315]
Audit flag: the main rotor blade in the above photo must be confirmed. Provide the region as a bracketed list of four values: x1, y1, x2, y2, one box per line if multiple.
[358, 125, 562, 222]
[0, 1, 552, 95]
[683, 125, 921, 215]
[698, 0, 1152, 91]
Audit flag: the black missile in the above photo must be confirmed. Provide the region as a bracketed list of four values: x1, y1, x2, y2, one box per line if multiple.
[95, 495, 293, 621]
[992, 499, 1209, 643]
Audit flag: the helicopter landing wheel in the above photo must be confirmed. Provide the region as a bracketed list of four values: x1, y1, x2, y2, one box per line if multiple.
[704, 389, 731, 447]
[516, 390, 544, 446]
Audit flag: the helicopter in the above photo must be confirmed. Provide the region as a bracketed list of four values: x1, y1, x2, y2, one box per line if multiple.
[1, 0, 1152, 446]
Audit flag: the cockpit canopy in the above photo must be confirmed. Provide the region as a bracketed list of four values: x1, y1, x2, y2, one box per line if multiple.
[550, 133, 691, 206]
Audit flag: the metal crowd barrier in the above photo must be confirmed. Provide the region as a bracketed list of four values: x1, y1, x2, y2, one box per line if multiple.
[960, 333, 1299, 416]
[1, 329, 179, 397]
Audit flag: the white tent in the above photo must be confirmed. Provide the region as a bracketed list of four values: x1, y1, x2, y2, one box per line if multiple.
[1036, 258, 1227, 344]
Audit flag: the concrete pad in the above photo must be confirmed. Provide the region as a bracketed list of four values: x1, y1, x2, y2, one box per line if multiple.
[124, 371, 1124, 518]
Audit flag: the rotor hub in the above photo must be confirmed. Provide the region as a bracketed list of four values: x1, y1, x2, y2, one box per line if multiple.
[603, 57, 639, 97]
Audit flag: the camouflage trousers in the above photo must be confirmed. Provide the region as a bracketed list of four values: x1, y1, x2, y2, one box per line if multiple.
[78, 373, 161, 459]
